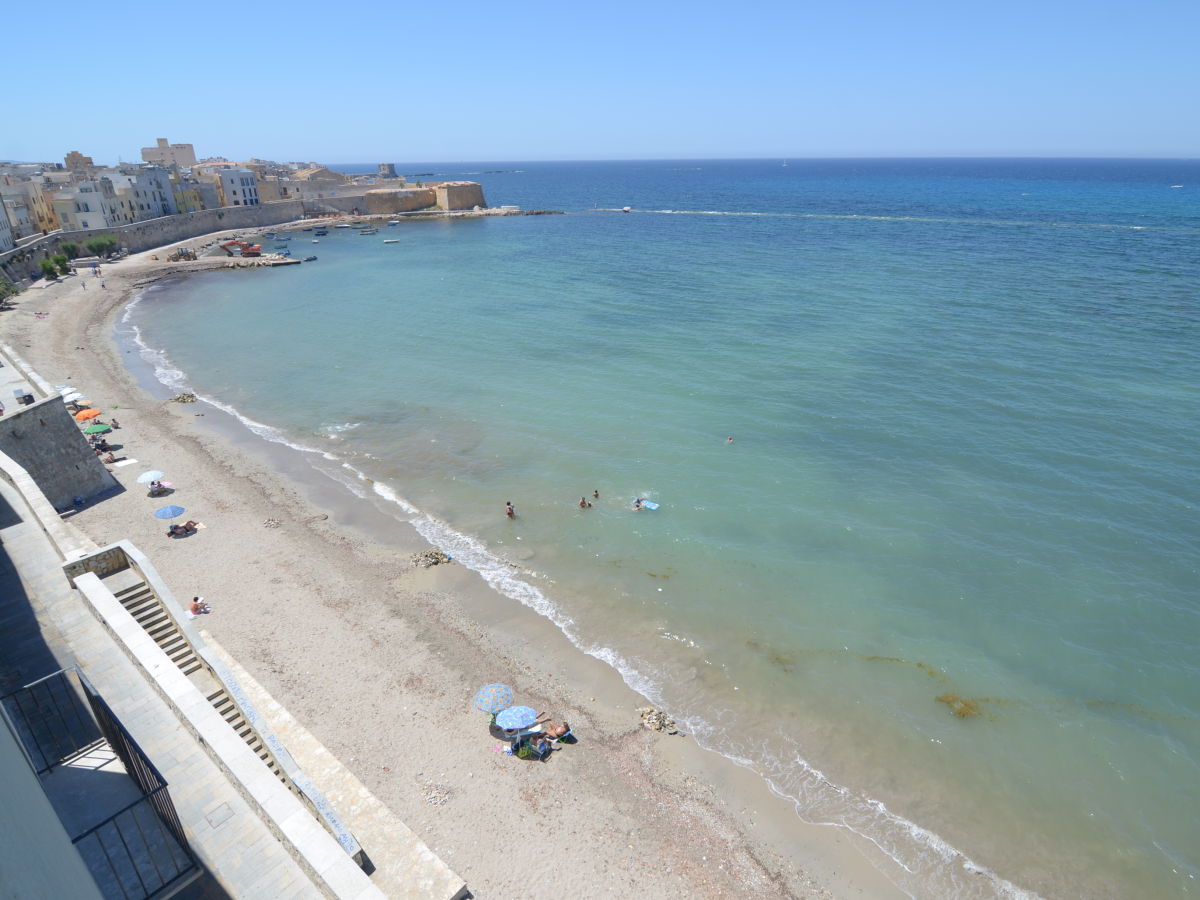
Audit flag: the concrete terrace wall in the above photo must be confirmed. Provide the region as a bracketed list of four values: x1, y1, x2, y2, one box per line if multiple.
[0, 397, 116, 510]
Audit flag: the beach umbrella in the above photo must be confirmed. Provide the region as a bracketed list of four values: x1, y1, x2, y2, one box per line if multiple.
[473, 683, 514, 714]
[83, 423, 112, 435]
[136, 470, 166, 484]
[61, 391, 84, 403]
[153, 505, 186, 520]
[75, 408, 102, 421]
[495, 705, 539, 731]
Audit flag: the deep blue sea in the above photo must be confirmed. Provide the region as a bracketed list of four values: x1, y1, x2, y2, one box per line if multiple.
[125, 160, 1200, 898]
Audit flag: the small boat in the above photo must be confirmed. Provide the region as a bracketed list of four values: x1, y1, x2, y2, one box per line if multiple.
[334, 223, 353, 229]
[314, 229, 328, 236]
[387, 220, 400, 226]
[622, 206, 631, 213]
[383, 239, 399, 244]
[312, 239, 319, 243]
[303, 256, 318, 262]
[302, 227, 313, 231]
[359, 228, 379, 235]
[263, 231, 276, 237]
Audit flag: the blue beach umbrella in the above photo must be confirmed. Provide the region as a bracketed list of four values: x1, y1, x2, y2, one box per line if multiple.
[153, 505, 186, 520]
[495, 705, 538, 731]
[473, 683, 514, 714]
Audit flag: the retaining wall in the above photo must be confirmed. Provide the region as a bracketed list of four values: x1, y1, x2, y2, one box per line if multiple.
[0, 396, 116, 510]
[0, 197, 363, 287]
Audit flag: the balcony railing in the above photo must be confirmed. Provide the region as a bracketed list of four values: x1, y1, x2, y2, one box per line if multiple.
[1, 668, 200, 899]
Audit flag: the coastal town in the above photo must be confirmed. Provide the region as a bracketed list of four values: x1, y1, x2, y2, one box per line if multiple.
[0, 138, 489, 291]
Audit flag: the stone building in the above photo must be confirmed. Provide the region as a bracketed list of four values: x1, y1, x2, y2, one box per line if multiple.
[140, 137, 197, 169]
[63, 151, 94, 173]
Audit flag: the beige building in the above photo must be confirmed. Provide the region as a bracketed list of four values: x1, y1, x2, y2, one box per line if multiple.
[170, 173, 205, 213]
[195, 166, 260, 207]
[141, 138, 197, 169]
[63, 151, 94, 173]
[52, 179, 126, 231]
[0, 203, 14, 252]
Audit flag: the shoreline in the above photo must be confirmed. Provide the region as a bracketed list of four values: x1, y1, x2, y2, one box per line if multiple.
[3, 225, 910, 898]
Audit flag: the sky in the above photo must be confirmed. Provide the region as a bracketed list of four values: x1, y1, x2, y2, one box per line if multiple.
[4, 0, 1197, 164]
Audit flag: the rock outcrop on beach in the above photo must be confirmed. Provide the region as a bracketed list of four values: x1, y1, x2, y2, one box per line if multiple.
[638, 706, 679, 734]
[411, 548, 453, 568]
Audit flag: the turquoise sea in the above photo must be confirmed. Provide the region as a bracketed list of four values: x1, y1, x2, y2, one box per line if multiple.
[123, 160, 1199, 898]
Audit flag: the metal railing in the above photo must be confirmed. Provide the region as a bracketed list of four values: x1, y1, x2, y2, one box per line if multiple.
[2, 668, 200, 899]
[1, 668, 102, 774]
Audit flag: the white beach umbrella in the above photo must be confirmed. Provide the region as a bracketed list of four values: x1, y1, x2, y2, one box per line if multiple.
[137, 470, 166, 484]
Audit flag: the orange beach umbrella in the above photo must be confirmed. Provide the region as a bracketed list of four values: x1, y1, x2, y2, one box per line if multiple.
[75, 408, 102, 421]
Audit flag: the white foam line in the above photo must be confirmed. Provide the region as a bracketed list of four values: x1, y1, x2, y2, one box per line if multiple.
[612, 208, 1193, 233]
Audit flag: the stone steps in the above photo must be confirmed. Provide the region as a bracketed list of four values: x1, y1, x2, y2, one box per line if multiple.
[112, 582, 287, 784]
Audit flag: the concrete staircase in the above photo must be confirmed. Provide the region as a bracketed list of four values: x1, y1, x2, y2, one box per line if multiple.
[113, 582, 203, 676]
[110, 579, 293, 791]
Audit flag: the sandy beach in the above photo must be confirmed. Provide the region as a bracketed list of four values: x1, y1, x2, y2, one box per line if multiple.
[2, 228, 908, 898]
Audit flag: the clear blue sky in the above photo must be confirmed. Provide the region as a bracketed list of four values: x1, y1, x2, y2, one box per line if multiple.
[6, 0, 1196, 163]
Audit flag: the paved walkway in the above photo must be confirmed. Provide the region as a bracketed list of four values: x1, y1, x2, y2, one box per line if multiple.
[0, 475, 324, 898]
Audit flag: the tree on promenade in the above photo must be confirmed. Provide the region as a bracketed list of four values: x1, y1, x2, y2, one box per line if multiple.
[60, 242, 79, 258]
[84, 235, 119, 258]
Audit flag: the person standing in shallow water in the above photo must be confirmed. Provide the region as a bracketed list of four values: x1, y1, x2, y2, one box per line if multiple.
[505, 501, 515, 518]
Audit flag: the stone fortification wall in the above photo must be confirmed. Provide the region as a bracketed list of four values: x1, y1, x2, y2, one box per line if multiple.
[0, 198, 363, 286]
[0, 397, 115, 510]
[435, 182, 486, 210]
[364, 188, 438, 215]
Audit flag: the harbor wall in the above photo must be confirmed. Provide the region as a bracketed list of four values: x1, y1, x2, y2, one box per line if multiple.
[0, 198, 356, 286]
[364, 189, 438, 215]
[1, 180, 489, 288]
[436, 182, 486, 210]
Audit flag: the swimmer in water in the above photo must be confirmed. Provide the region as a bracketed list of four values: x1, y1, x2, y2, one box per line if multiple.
[505, 501, 515, 519]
